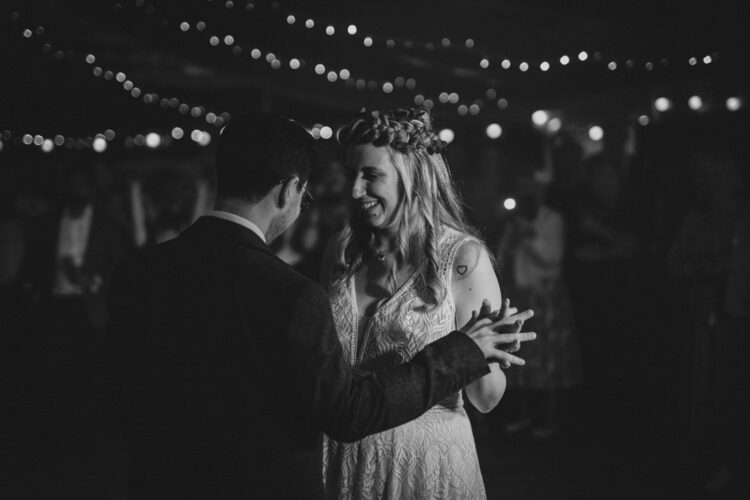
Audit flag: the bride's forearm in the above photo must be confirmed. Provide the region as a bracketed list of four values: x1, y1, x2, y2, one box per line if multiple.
[465, 363, 506, 413]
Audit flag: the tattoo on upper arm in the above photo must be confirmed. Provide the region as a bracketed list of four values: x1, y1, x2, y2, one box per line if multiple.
[453, 240, 484, 282]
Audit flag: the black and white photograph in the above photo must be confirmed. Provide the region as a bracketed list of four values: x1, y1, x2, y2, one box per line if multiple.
[2, 1, 748, 498]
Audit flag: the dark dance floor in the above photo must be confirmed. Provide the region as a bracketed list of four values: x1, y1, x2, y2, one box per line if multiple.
[6, 364, 745, 499]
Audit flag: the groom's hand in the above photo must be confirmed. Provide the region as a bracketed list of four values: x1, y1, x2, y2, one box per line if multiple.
[460, 299, 536, 367]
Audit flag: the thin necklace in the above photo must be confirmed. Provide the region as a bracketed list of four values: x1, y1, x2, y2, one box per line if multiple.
[372, 236, 394, 263]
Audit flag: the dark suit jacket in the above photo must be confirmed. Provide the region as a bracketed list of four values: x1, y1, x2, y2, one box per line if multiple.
[107, 216, 489, 499]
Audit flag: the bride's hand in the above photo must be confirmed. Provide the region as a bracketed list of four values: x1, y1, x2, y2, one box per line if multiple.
[466, 298, 535, 368]
[460, 299, 536, 367]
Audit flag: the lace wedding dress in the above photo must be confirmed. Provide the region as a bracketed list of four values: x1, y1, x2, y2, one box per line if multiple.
[323, 227, 486, 500]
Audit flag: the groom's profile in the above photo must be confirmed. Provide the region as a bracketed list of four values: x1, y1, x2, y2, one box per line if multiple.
[107, 112, 524, 498]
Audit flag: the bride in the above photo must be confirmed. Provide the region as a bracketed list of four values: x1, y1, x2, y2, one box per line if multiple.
[321, 107, 530, 499]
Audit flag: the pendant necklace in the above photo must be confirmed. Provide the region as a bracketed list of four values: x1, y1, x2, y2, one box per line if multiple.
[375, 251, 389, 262]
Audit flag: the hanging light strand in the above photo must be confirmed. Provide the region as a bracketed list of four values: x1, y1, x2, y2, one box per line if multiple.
[11, 11, 232, 128]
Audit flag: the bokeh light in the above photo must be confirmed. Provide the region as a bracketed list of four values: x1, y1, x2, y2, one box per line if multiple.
[486, 123, 502, 139]
[438, 128, 455, 144]
[588, 125, 604, 141]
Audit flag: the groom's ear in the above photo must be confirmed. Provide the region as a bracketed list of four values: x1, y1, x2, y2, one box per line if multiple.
[276, 177, 299, 209]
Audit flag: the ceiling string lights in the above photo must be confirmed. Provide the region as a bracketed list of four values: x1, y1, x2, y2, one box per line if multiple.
[126, 1, 507, 115]
[131, 3, 419, 99]
[0, 126, 218, 153]
[205, 0, 722, 77]
[12, 11, 232, 129]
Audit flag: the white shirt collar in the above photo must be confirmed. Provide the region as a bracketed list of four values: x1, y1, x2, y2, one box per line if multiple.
[205, 210, 267, 243]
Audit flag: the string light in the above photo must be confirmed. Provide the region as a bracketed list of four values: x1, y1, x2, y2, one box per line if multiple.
[726, 97, 742, 111]
[654, 97, 672, 112]
[319, 126, 333, 139]
[588, 125, 604, 141]
[486, 123, 502, 139]
[438, 129, 455, 144]
[503, 198, 516, 210]
[638, 115, 650, 126]
[92, 137, 107, 152]
[532, 110, 549, 126]
[547, 117, 562, 132]
[145, 132, 161, 148]
[688, 95, 704, 111]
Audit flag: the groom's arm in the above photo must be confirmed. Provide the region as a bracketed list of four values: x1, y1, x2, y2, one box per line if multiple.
[287, 284, 489, 443]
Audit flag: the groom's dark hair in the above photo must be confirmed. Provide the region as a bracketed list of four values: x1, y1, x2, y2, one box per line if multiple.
[214, 112, 317, 201]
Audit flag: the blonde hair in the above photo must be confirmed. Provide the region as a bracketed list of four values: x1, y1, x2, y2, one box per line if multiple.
[334, 107, 479, 309]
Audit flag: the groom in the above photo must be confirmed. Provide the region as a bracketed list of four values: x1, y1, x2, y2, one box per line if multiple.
[107, 112, 534, 498]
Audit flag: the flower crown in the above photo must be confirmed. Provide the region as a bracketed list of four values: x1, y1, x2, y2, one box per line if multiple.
[338, 107, 446, 155]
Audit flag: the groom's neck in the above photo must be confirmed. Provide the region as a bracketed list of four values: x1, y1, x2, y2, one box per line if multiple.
[214, 197, 271, 237]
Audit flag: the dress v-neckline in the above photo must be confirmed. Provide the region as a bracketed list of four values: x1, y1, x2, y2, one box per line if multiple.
[349, 260, 426, 363]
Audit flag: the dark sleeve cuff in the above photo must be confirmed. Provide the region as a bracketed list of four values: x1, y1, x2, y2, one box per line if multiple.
[432, 330, 491, 391]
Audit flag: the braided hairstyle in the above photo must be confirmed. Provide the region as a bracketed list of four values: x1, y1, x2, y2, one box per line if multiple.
[333, 107, 479, 310]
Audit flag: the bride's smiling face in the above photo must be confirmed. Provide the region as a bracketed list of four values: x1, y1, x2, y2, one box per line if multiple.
[345, 143, 403, 232]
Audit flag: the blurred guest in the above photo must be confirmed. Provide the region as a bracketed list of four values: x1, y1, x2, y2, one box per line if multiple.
[498, 171, 582, 438]
[667, 151, 744, 493]
[546, 133, 584, 219]
[129, 168, 212, 246]
[20, 159, 126, 340]
[272, 204, 322, 280]
[0, 167, 28, 373]
[566, 152, 636, 422]
[15, 157, 127, 481]
[0, 168, 25, 290]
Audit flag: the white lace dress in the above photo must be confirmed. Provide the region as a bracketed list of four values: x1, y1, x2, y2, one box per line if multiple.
[323, 228, 487, 500]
